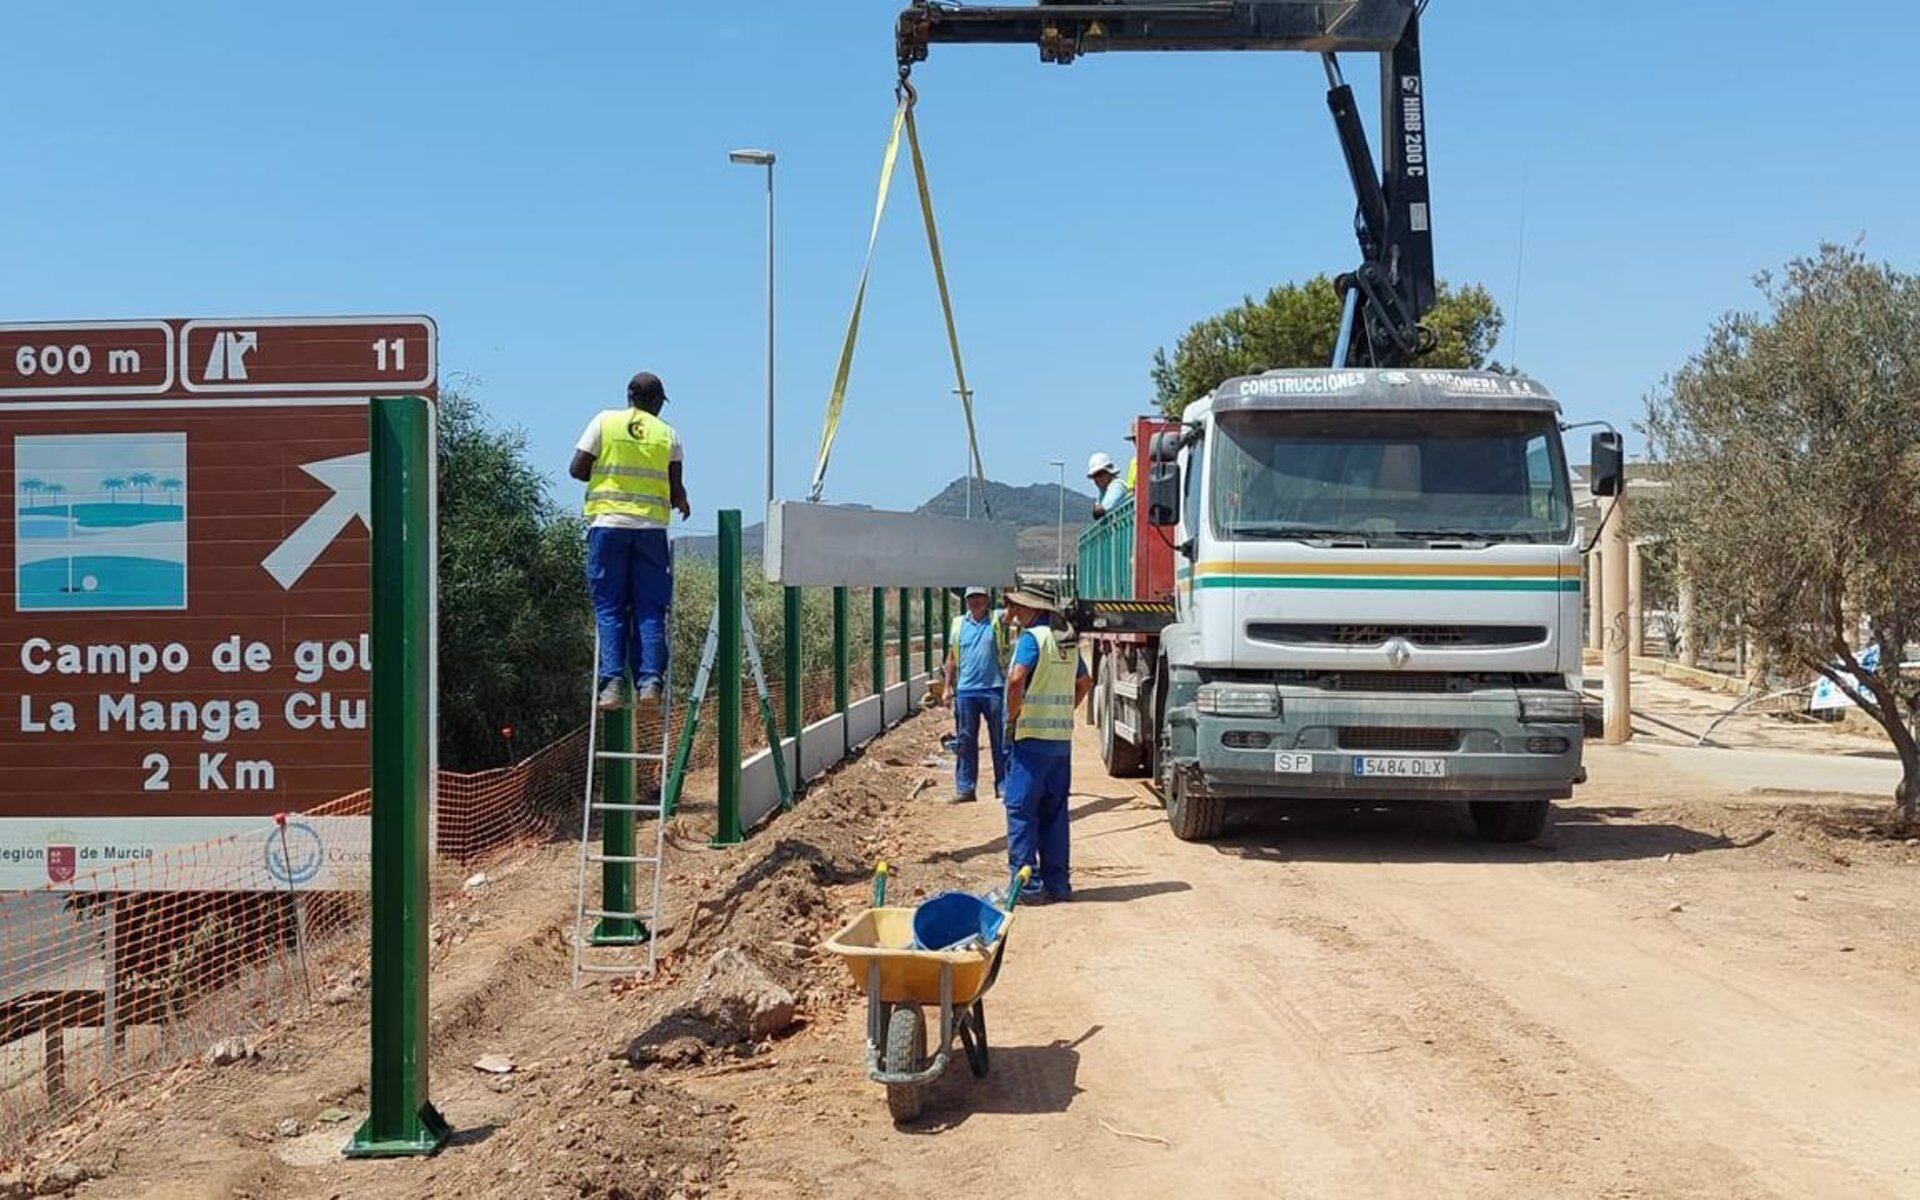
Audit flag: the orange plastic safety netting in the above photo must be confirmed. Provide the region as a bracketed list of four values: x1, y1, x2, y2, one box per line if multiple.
[0, 728, 586, 1154]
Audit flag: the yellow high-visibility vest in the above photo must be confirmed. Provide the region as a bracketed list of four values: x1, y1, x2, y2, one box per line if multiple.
[584, 408, 674, 523]
[1014, 625, 1076, 742]
[1125, 457, 1137, 491]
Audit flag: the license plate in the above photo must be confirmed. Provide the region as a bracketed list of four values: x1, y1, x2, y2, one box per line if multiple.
[1274, 752, 1313, 774]
[1352, 755, 1447, 778]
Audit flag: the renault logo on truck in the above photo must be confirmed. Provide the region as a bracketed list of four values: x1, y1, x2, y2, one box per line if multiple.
[1385, 637, 1414, 669]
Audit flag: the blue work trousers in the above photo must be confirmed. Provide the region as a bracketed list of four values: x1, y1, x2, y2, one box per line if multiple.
[1003, 739, 1072, 897]
[586, 526, 671, 688]
[952, 689, 1008, 798]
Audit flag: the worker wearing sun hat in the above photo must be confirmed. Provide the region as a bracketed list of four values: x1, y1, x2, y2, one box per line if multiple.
[1000, 584, 1092, 903]
[942, 586, 1011, 802]
[1088, 451, 1127, 519]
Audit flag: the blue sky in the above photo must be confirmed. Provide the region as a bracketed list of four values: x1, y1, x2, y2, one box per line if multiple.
[3, 2, 1914, 528]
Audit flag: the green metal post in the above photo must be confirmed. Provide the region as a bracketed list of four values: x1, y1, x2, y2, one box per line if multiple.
[784, 586, 803, 784]
[833, 587, 850, 754]
[922, 587, 934, 675]
[870, 587, 885, 696]
[589, 708, 643, 944]
[713, 510, 745, 847]
[897, 588, 910, 686]
[347, 396, 449, 1159]
[941, 588, 951, 655]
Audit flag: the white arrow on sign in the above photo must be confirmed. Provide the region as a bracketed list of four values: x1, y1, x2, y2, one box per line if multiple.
[262, 452, 370, 590]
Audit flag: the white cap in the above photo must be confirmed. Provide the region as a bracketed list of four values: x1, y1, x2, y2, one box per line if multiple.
[1086, 452, 1117, 479]
[964, 586, 988, 598]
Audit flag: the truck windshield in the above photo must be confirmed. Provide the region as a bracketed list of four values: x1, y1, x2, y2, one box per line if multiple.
[1210, 409, 1574, 544]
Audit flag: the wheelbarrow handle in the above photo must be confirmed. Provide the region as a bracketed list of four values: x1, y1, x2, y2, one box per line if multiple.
[1001, 866, 1032, 912]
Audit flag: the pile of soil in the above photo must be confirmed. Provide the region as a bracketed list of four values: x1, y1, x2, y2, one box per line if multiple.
[425, 1067, 736, 1200]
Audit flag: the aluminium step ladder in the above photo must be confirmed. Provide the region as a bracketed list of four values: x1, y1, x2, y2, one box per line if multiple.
[568, 595, 796, 985]
[569, 626, 676, 984]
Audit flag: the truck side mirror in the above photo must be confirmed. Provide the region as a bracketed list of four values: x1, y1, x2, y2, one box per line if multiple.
[1149, 430, 1184, 464]
[1146, 462, 1179, 527]
[1589, 431, 1623, 497]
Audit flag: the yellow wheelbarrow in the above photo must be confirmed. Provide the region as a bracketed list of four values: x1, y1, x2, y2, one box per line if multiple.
[823, 864, 1029, 1122]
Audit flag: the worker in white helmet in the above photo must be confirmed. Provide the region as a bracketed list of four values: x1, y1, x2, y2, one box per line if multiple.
[1087, 451, 1127, 519]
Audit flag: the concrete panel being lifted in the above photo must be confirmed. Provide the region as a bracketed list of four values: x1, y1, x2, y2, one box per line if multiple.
[764, 501, 1016, 587]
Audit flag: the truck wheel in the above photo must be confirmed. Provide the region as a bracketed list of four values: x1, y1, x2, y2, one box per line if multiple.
[1098, 658, 1146, 778]
[884, 1005, 927, 1123]
[1165, 761, 1227, 842]
[1470, 799, 1551, 843]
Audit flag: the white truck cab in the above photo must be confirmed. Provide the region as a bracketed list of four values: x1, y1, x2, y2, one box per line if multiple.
[1147, 367, 1593, 842]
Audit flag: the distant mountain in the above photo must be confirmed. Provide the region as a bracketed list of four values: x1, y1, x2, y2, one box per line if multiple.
[915, 478, 1096, 526]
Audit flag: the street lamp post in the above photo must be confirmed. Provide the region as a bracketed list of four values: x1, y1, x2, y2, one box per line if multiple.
[1049, 459, 1066, 586]
[729, 148, 777, 514]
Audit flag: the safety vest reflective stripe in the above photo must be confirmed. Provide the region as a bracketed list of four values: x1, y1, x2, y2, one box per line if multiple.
[1015, 625, 1076, 742]
[585, 408, 674, 522]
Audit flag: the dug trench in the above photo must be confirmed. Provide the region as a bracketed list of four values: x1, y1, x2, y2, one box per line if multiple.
[17, 708, 986, 1200]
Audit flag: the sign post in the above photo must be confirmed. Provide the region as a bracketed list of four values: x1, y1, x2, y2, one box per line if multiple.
[347, 397, 448, 1158]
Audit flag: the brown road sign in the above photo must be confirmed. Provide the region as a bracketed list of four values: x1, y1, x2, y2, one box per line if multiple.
[0, 316, 435, 889]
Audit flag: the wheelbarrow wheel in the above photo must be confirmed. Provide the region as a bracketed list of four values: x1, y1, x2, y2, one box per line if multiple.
[884, 1005, 927, 1124]
[959, 1000, 990, 1078]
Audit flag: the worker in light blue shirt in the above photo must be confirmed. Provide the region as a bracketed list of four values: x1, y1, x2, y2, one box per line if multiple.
[1087, 452, 1128, 518]
[942, 587, 1010, 802]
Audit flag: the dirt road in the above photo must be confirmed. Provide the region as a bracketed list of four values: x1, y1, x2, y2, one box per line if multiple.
[35, 704, 1920, 1199]
[729, 723, 1920, 1199]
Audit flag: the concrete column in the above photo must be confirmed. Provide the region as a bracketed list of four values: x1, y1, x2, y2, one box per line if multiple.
[1602, 499, 1632, 744]
[1626, 540, 1645, 659]
[1677, 569, 1698, 669]
[1587, 547, 1606, 651]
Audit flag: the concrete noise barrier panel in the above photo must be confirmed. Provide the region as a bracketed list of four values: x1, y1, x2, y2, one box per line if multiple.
[764, 501, 1016, 588]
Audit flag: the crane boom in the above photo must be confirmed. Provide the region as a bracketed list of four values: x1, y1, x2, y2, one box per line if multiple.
[896, 0, 1436, 367]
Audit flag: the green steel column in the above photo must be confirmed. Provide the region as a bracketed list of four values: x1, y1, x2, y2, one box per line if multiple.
[922, 587, 934, 675]
[347, 396, 449, 1159]
[941, 588, 951, 655]
[897, 588, 910, 686]
[870, 587, 885, 696]
[783, 585, 803, 788]
[833, 587, 850, 754]
[713, 510, 744, 847]
[588, 708, 642, 944]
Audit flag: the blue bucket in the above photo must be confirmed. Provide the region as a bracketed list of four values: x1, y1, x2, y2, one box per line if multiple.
[910, 891, 1007, 951]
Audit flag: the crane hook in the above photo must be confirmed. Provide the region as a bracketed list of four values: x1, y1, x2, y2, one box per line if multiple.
[896, 63, 918, 109]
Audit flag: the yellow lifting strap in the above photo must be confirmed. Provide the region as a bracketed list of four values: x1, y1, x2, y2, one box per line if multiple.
[808, 82, 992, 517]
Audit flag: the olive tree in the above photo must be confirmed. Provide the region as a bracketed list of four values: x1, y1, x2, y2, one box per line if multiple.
[1643, 244, 1920, 822]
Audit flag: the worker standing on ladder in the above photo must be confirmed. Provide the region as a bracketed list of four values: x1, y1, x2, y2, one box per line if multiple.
[942, 586, 1010, 803]
[1001, 586, 1092, 904]
[569, 371, 691, 710]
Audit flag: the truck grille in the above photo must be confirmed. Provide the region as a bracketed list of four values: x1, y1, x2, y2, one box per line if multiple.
[1319, 671, 1457, 693]
[1338, 727, 1460, 752]
[1249, 622, 1546, 649]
